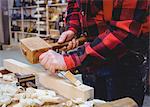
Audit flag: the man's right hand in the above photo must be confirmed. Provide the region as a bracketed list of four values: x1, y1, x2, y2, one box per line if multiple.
[58, 30, 79, 51]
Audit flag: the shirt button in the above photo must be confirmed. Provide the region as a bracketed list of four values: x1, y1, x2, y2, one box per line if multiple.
[81, 11, 85, 16]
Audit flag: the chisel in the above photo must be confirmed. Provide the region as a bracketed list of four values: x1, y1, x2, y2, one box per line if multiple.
[59, 71, 82, 87]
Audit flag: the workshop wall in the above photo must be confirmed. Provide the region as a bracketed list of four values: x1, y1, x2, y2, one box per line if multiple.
[0, 0, 4, 43]
[0, 0, 10, 44]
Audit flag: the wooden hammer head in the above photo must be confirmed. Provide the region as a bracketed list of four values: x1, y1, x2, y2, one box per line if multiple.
[20, 37, 50, 64]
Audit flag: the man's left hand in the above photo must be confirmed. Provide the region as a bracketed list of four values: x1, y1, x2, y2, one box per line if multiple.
[39, 50, 67, 74]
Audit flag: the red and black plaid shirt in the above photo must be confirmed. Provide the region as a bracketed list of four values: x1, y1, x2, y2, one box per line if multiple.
[63, 0, 149, 70]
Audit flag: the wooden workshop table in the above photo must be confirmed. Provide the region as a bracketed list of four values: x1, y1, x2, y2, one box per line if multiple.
[0, 60, 139, 107]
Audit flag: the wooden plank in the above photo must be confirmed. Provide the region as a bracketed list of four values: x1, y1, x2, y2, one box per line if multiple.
[3, 59, 94, 101]
[0, 67, 5, 70]
[95, 98, 138, 107]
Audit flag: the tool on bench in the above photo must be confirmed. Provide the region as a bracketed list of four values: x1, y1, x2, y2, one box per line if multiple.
[0, 69, 37, 88]
[20, 36, 86, 87]
[15, 73, 37, 89]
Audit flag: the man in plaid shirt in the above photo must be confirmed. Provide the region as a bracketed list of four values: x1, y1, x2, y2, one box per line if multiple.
[39, 0, 149, 106]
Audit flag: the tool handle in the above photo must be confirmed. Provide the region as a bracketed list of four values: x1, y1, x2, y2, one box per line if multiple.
[49, 36, 86, 49]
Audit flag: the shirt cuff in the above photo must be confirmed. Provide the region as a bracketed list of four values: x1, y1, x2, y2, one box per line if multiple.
[68, 27, 78, 34]
[63, 55, 75, 70]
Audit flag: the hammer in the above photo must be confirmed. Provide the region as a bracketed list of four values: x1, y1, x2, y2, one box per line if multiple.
[20, 36, 86, 86]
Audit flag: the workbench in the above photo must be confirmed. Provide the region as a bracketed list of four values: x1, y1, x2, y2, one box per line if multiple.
[0, 60, 139, 107]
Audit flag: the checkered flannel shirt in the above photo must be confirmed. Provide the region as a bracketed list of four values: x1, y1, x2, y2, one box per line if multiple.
[63, 0, 149, 70]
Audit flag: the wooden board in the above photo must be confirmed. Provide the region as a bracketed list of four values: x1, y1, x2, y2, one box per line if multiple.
[3, 59, 94, 101]
[95, 98, 138, 107]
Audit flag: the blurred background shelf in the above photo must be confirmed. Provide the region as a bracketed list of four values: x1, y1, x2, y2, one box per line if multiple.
[9, 0, 67, 45]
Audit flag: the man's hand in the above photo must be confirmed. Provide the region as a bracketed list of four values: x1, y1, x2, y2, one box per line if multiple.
[58, 30, 79, 51]
[39, 50, 67, 74]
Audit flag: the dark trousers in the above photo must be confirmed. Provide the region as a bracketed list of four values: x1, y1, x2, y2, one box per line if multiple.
[81, 57, 145, 107]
